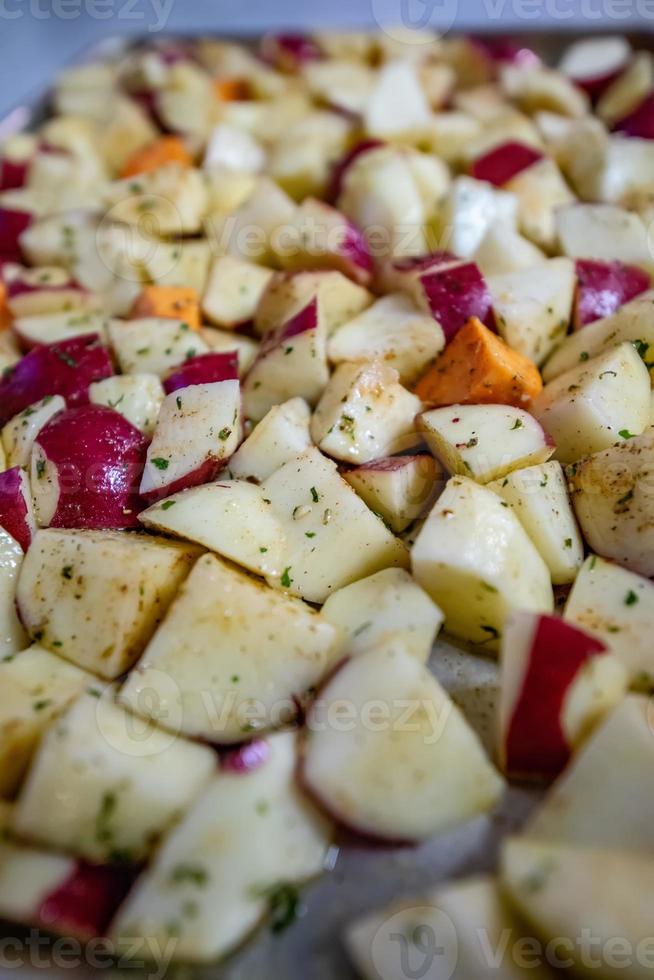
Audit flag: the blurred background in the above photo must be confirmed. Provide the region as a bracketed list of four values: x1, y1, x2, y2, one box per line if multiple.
[0, 0, 650, 116]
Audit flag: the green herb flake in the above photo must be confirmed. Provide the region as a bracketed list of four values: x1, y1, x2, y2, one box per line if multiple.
[510, 419, 523, 430]
[619, 429, 635, 439]
[169, 864, 209, 887]
[625, 590, 639, 607]
[61, 565, 74, 580]
[310, 486, 319, 503]
[36, 459, 46, 479]
[152, 458, 170, 470]
[263, 883, 301, 936]
[280, 567, 292, 588]
[161, 500, 176, 510]
[579, 351, 589, 362]
[33, 699, 52, 712]
[564, 538, 573, 549]
[176, 396, 183, 410]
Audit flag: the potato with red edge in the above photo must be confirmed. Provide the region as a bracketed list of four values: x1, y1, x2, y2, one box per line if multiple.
[488, 258, 575, 366]
[0, 200, 34, 262]
[597, 51, 653, 125]
[412, 477, 553, 651]
[227, 397, 312, 484]
[201, 255, 274, 329]
[327, 293, 445, 385]
[487, 461, 583, 586]
[524, 695, 654, 849]
[565, 555, 654, 690]
[31, 405, 148, 530]
[207, 177, 296, 267]
[555, 204, 654, 278]
[107, 317, 209, 378]
[12, 692, 216, 864]
[566, 427, 654, 578]
[12, 310, 108, 349]
[110, 732, 332, 963]
[16, 528, 200, 679]
[119, 553, 340, 743]
[321, 567, 443, 662]
[162, 351, 239, 394]
[311, 361, 422, 465]
[343, 454, 443, 534]
[302, 646, 504, 843]
[573, 259, 650, 329]
[500, 63, 589, 117]
[0, 527, 27, 658]
[272, 198, 373, 287]
[200, 327, 257, 375]
[243, 298, 329, 422]
[543, 290, 654, 382]
[0, 335, 112, 428]
[498, 611, 627, 781]
[0, 467, 35, 551]
[103, 164, 208, 236]
[502, 838, 654, 980]
[140, 380, 241, 503]
[558, 36, 631, 100]
[533, 342, 650, 464]
[0, 842, 135, 942]
[254, 269, 371, 339]
[0, 645, 93, 798]
[4, 265, 97, 320]
[259, 447, 409, 603]
[0, 134, 37, 192]
[267, 111, 352, 201]
[89, 375, 163, 437]
[419, 404, 554, 485]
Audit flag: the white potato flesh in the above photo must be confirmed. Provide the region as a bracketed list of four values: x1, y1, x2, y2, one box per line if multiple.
[347, 874, 558, 980]
[321, 568, 443, 663]
[104, 165, 208, 236]
[268, 112, 351, 200]
[120, 553, 340, 743]
[487, 461, 584, 585]
[525, 696, 654, 849]
[473, 222, 546, 278]
[597, 51, 653, 125]
[0, 645, 93, 798]
[0, 528, 27, 659]
[139, 481, 287, 579]
[208, 177, 296, 266]
[555, 204, 654, 277]
[542, 290, 654, 382]
[143, 240, 211, 294]
[227, 398, 312, 484]
[419, 405, 554, 484]
[140, 381, 241, 499]
[364, 60, 432, 137]
[488, 258, 575, 365]
[110, 732, 332, 963]
[89, 374, 164, 437]
[343, 454, 444, 534]
[501, 64, 589, 117]
[0, 843, 74, 925]
[259, 448, 409, 603]
[201, 256, 274, 329]
[435, 176, 518, 259]
[412, 477, 553, 650]
[16, 529, 199, 679]
[12, 310, 108, 347]
[1, 395, 66, 469]
[507, 158, 575, 252]
[203, 122, 267, 174]
[254, 270, 372, 339]
[502, 838, 654, 980]
[303, 58, 375, 115]
[533, 342, 651, 464]
[311, 361, 422, 464]
[327, 293, 445, 386]
[303, 647, 503, 842]
[567, 427, 654, 577]
[108, 318, 209, 378]
[565, 556, 654, 689]
[562, 653, 627, 748]
[12, 692, 215, 863]
[200, 326, 258, 375]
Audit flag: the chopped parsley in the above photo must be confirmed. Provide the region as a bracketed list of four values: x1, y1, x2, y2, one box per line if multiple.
[152, 458, 170, 470]
[280, 567, 292, 588]
[218, 427, 232, 441]
[169, 865, 209, 887]
[310, 486, 319, 503]
[510, 419, 523, 430]
[161, 500, 176, 510]
[61, 565, 74, 580]
[625, 590, 639, 607]
[618, 429, 635, 439]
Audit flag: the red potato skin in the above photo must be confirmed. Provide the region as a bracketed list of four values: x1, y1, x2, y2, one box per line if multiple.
[470, 141, 544, 187]
[257, 296, 319, 360]
[574, 259, 651, 328]
[163, 351, 239, 394]
[505, 616, 607, 780]
[260, 33, 323, 72]
[467, 36, 540, 69]
[419, 262, 495, 342]
[0, 208, 32, 262]
[327, 139, 385, 204]
[141, 457, 224, 505]
[613, 92, 654, 140]
[0, 334, 113, 427]
[391, 251, 457, 274]
[37, 861, 137, 941]
[0, 159, 30, 192]
[221, 739, 271, 774]
[0, 467, 33, 551]
[35, 405, 148, 530]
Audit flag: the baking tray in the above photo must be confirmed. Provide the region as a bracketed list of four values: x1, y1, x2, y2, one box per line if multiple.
[0, 30, 650, 980]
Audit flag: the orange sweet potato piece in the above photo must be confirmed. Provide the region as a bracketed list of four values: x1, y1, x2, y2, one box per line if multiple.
[213, 78, 251, 101]
[131, 286, 201, 330]
[0, 283, 11, 331]
[120, 136, 193, 179]
[414, 317, 542, 408]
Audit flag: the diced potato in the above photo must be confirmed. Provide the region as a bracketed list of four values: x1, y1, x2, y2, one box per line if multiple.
[104, 164, 208, 236]
[555, 204, 654, 278]
[89, 375, 164, 437]
[119, 553, 340, 743]
[311, 361, 422, 464]
[0, 528, 27, 659]
[108, 318, 209, 377]
[419, 404, 554, 484]
[227, 398, 312, 483]
[434, 176, 518, 259]
[0, 645, 92, 798]
[202, 256, 274, 329]
[110, 732, 332, 962]
[343, 454, 443, 534]
[16, 529, 200, 679]
[254, 269, 372, 338]
[200, 326, 258, 374]
[12, 692, 216, 862]
[321, 568, 443, 662]
[567, 428, 654, 578]
[487, 461, 583, 585]
[259, 447, 409, 603]
[412, 477, 553, 650]
[143, 239, 212, 294]
[565, 555, 654, 689]
[1, 396, 66, 469]
[533, 342, 650, 464]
